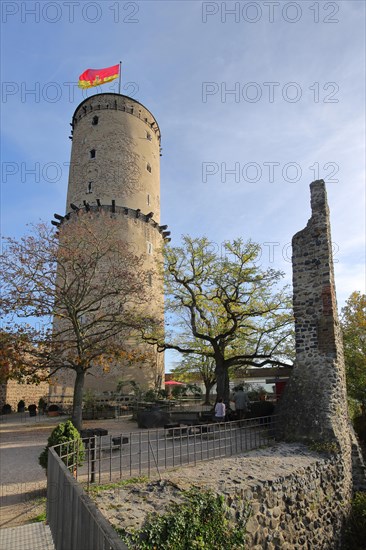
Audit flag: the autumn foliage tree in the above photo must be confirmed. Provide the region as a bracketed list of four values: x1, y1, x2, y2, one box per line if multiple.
[341, 291, 366, 415]
[0, 211, 157, 430]
[146, 236, 294, 403]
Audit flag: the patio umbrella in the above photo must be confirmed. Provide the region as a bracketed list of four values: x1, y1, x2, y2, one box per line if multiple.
[164, 380, 185, 386]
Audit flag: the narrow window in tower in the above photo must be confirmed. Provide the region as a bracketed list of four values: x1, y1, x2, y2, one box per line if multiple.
[147, 242, 153, 255]
[147, 163, 152, 173]
[148, 274, 152, 286]
[87, 182, 93, 194]
[147, 194, 150, 205]
[146, 131, 152, 141]
[92, 116, 99, 126]
[90, 149, 96, 159]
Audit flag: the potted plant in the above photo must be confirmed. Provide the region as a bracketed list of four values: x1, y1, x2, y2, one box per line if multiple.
[17, 400, 25, 413]
[39, 420, 85, 473]
[28, 404, 37, 417]
[48, 404, 60, 417]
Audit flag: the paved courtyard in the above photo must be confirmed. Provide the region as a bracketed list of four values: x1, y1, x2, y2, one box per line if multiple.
[0, 522, 55, 550]
[0, 413, 141, 529]
[0, 412, 142, 550]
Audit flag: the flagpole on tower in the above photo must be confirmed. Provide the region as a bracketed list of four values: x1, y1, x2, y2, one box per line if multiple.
[118, 61, 122, 94]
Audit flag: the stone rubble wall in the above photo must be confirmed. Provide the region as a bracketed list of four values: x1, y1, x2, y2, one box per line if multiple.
[242, 456, 349, 549]
[93, 444, 351, 550]
[277, 180, 350, 449]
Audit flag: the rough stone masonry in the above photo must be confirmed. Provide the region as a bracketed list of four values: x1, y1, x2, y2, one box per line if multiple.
[278, 179, 351, 454]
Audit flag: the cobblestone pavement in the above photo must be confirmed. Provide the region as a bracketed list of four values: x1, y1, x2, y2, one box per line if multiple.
[0, 522, 55, 550]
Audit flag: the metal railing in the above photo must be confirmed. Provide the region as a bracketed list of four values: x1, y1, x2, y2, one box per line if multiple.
[55, 415, 277, 489]
[0, 410, 57, 423]
[47, 415, 276, 548]
[47, 446, 128, 550]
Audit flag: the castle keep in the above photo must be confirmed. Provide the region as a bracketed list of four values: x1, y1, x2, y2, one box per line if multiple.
[49, 93, 166, 401]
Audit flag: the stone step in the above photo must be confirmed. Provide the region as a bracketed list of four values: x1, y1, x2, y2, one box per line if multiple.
[0, 522, 55, 550]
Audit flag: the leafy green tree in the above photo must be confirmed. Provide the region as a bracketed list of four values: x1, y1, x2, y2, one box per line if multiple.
[146, 236, 293, 403]
[171, 355, 216, 405]
[341, 291, 366, 414]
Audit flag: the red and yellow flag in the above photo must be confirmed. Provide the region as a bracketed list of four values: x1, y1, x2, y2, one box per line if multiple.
[78, 64, 120, 89]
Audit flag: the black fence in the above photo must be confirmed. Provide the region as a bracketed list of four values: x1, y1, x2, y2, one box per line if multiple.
[47, 446, 127, 550]
[56, 415, 277, 488]
[47, 415, 276, 549]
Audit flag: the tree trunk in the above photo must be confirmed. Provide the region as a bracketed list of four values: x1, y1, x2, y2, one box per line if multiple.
[215, 359, 230, 404]
[203, 381, 215, 405]
[72, 369, 85, 432]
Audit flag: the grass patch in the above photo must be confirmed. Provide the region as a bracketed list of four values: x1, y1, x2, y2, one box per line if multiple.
[308, 440, 339, 455]
[88, 476, 148, 495]
[30, 511, 47, 523]
[28, 497, 47, 523]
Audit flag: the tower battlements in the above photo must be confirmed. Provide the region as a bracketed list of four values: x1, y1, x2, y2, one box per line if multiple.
[71, 93, 161, 142]
[66, 93, 162, 222]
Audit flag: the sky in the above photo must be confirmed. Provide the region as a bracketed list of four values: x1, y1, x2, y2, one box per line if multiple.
[1, 0, 365, 372]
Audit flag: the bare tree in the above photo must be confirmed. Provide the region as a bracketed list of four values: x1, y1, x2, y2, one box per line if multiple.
[0, 211, 157, 430]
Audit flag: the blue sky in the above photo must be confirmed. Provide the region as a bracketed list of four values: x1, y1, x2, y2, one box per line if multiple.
[1, 1, 365, 370]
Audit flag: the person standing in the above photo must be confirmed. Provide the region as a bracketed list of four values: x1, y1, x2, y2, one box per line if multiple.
[233, 387, 250, 419]
[214, 398, 226, 422]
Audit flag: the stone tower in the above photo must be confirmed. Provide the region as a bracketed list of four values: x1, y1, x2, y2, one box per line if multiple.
[49, 93, 167, 401]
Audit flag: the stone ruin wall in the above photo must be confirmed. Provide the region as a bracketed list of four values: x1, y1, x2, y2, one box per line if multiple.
[97, 445, 350, 550]
[278, 180, 351, 450]
[276, 180, 356, 534]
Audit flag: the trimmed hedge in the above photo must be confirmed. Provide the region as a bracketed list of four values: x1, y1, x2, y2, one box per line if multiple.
[39, 420, 84, 471]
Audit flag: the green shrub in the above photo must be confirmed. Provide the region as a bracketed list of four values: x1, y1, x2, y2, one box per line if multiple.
[122, 488, 249, 549]
[144, 389, 158, 402]
[348, 398, 363, 421]
[343, 492, 366, 550]
[39, 420, 84, 471]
